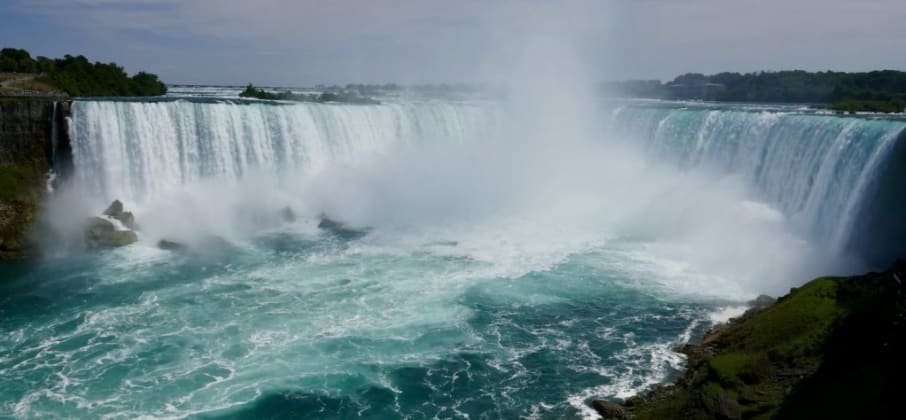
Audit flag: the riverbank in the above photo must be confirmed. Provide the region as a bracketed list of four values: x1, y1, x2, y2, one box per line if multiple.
[592, 262, 906, 419]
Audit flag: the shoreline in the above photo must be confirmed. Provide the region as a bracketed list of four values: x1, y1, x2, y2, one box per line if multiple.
[590, 263, 906, 419]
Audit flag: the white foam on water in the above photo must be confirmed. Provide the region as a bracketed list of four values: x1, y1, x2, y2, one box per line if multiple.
[57, 96, 906, 300]
[565, 313, 702, 419]
[20, 70, 904, 417]
[565, 339, 688, 419]
[708, 305, 750, 324]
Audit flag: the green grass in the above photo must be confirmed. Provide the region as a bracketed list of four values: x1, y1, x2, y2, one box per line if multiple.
[625, 269, 906, 419]
[630, 389, 703, 420]
[708, 352, 772, 386]
[629, 278, 848, 420]
[719, 279, 842, 358]
[0, 163, 42, 202]
[0, 163, 44, 257]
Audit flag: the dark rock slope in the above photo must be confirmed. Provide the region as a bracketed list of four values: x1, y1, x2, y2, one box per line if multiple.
[0, 99, 67, 258]
[593, 262, 906, 419]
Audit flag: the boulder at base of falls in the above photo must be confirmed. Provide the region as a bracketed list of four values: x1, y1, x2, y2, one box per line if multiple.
[103, 199, 137, 230]
[157, 239, 186, 251]
[317, 215, 344, 230]
[85, 217, 137, 249]
[317, 214, 369, 240]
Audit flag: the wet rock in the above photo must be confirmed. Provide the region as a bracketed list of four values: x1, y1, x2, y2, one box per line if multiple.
[0, 200, 15, 228]
[119, 211, 137, 230]
[85, 217, 137, 249]
[317, 215, 344, 230]
[317, 214, 367, 240]
[108, 230, 138, 247]
[591, 400, 626, 419]
[677, 343, 711, 366]
[0, 200, 17, 249]
[280, 206, 296, 223]
[102, 200, 123, 217]
[157, 239, 186, 251]
[103, 199, 137, 230]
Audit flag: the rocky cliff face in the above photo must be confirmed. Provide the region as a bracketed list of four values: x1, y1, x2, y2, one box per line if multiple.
[0, 99, 69, 258]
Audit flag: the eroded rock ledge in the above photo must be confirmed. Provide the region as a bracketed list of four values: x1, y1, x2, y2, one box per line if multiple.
[0, 99, 71, 258]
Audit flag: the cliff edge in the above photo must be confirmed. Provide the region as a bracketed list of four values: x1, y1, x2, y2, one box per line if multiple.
[0, 99, 67, 258]
[594, 263, 906, 419]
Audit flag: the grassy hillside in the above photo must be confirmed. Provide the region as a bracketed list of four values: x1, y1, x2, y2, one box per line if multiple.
[595, 264, 906, 419]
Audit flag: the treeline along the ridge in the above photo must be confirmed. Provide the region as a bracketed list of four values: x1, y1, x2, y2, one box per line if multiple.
[1, 47, 166, 97]
[604, 70, 906, 113]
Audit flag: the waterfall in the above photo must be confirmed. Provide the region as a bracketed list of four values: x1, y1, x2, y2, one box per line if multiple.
[68, 100, 493, 203]
[608, 105, 906, 262]
[67, 99, 906, 266]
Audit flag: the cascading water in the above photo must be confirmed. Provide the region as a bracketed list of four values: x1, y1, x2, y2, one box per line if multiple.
[68, 100, 493, 204]
[3, 96, 904, 419]
[608, 104, 906, 263]
[68, 99, 905, 265]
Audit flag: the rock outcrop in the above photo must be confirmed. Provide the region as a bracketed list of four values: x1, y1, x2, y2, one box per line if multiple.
[592, 399, 626, 419]
[594, 263, 906, 419]
[0, 99, 69, 258]
[317, 215, 345, 231]
[317, 214, 368, 240]
[103, 199, 137, 230]
[84, 216, 137, 249]
[83, 200, 140, 249]
[157, 239, 186, 251]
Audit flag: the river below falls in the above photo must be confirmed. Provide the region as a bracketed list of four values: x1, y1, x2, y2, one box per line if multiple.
[1, 220, 745, 419]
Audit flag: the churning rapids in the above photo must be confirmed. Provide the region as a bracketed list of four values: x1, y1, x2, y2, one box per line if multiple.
[1, 95, 904, 419]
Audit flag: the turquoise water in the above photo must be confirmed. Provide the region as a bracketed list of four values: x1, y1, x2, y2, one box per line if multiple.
[2, 97, 903, 418]
[1, 225, 728, 418]
[608, 105, 906, 252]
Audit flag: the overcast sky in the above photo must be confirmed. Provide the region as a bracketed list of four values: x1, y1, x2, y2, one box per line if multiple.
[2, 0, 905, 86]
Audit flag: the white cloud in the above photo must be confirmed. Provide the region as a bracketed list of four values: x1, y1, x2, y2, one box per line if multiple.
[8, 0, 906, 84]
